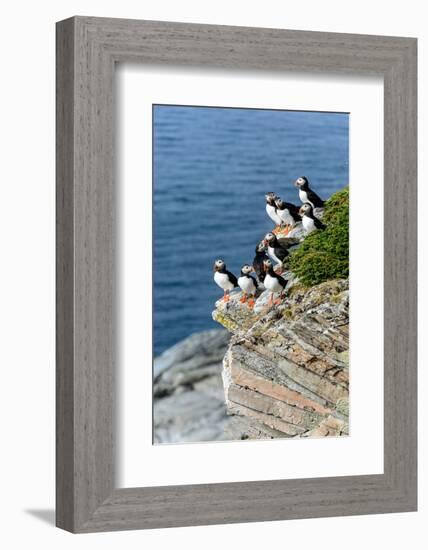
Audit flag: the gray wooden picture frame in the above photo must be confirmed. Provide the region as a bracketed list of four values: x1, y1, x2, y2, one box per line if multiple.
[56, 16, 417, 533]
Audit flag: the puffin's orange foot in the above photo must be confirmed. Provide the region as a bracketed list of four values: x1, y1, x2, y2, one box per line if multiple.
[274, 297, 282, 305]
[247, 298, 255, 309]
[224, 294, 231, 303]
[268, 294, 274, 307]
[240, 294, 247, 304]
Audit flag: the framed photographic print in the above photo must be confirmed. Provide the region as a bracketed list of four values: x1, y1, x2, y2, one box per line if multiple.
[56, 16, 417, 532]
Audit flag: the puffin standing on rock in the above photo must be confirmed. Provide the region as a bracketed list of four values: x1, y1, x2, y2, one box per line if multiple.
[299, 203, 326, 234]
[294, 176, 324, 208]
[264, 232, 289, 271]
[253, 241, 269, 283]
[213, 259, 238, 303]
[263, 259, 288, 306]
[237, 265, 258, 308]
[274, 197, 301, 233]
[265, 192, 282, 232]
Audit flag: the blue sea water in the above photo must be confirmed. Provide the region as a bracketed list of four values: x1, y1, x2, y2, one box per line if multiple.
[153, 105, 349, 355]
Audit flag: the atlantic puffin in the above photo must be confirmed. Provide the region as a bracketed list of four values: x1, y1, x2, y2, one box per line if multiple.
[237, 265, 259, 308]
[253, 241, 269, 283]
[294, 176, 324, 208]
[265, 192, 282, 232]
[264, 232, 289, 270]
[299, 203, 326, 234]
[263, 259, 288, 306]
[213, 259, 238, 302]
[274, 197, 301, 232]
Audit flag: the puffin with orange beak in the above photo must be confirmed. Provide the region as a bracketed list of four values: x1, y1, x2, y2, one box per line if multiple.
[265, 192, 282, 233]
[253, 240, 269, 283]
[263, 259, 288, 306]
[237, 264, 258, 308]
[213, 259, 238, 303]
[294, 176, 324, 208]
[274, 197, 301, 234]
[299, 203, 326, 234]
[264, 232, 289, 271]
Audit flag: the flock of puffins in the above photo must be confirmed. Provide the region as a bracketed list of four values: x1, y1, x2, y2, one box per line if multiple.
[213, 176, 326, 309]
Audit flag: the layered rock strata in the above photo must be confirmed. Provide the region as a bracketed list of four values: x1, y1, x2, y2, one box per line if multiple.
[213, 278, 349, 439]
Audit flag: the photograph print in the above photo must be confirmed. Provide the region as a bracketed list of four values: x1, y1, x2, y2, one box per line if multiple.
[153, 104, 349, 444]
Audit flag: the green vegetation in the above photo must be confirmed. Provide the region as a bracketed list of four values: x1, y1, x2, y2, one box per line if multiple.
[288, 187, 349, 286]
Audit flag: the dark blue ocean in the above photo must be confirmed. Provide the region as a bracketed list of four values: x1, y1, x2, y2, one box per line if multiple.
[153, 105, 349, 355]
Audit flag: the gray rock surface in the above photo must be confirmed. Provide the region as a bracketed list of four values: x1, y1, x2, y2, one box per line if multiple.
[154, 329, 230, 377]
[153, 329, 235, 444]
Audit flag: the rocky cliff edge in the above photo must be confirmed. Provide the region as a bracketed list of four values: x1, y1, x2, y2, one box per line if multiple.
[212, 276, 349, 440]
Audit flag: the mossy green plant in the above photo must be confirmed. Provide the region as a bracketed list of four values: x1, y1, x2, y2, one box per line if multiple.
[289, 187, 349, 286]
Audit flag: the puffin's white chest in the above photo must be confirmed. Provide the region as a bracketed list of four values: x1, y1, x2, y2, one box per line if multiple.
[264, 273, 284, 293]
[278, 208, 294, 226]
[214, 271, 235, 291]
[302, 215, 316, 234]
[266, 204, 281, 225]
[238, 275, 256, 295]
[299, 189, 313, 207]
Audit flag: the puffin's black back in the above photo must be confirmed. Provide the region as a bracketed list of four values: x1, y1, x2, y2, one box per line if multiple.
[306, 206, 327, 230]
[313, 216, 326, 230]
[306, 187, 324, 208]
[281, 201, 301, 221]
[225, 269, 238, 287]
[253, 246, 268, 282]
[270, 235, 289, 262]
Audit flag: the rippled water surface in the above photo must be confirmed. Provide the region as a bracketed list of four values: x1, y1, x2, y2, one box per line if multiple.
[153, 105, 349, 355]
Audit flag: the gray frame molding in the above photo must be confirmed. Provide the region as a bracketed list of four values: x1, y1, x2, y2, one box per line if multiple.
[56, 16, 417, 533]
